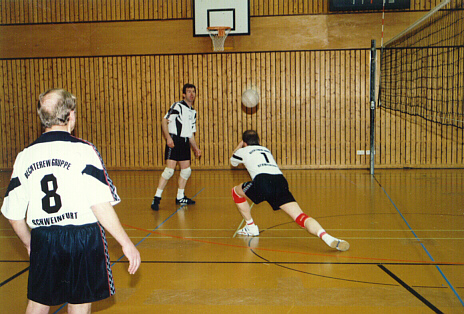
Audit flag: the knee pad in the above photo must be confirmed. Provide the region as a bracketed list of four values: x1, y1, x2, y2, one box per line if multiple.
[179, 167, 192, 180]
[232, 187, 247, 204]
[161, 167, 175, 180]
[295, 213, 310, 228]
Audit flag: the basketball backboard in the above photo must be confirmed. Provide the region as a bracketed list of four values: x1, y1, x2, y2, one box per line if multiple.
[193, 0, 250, 37]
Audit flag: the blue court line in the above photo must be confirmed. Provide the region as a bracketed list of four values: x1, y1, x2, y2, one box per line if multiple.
[52, 188, 204, 314]
[374, 176, 464, 307]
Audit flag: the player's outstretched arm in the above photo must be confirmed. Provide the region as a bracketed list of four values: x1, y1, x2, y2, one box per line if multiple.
[91, 202, 141, 274]
[8, 219, 31, 256]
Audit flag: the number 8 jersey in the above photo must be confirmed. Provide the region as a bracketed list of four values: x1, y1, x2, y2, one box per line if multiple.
[230, 145, 283, 179]
[1, 131, 120, 229]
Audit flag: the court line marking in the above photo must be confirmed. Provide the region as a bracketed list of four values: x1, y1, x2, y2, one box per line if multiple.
[375, 176, 464, 307]
[379, 265, 443, 314]
[120, 223, 464, 266]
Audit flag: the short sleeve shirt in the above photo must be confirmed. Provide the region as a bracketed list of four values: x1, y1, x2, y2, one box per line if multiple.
[1, 131, 120, 229]
[164, 100, 197, 138]
[230, 145, 283, 179]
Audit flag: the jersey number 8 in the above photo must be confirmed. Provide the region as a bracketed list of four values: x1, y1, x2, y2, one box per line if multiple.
[41, 174, 62, 214]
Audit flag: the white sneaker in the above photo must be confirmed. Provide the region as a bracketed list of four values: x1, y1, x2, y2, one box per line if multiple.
[330, 239, 350, 252]
[237, 224, 259, 236]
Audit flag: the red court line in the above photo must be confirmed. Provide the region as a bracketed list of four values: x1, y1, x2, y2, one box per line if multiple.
[122, 223, 464, 265]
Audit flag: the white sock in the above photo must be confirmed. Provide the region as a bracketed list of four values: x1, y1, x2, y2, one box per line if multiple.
[317, 229, 337, 247]
[155, 189, 163, 198]
[246, 218, 255, 226]
[177, 189, 185, 199]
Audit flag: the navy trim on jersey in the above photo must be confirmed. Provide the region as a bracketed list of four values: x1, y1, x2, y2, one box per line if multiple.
[5, 177, 20, 197]
[82, 165, 107, 185]
[231, 154, 243, 161]
[29, 131, 82, 148]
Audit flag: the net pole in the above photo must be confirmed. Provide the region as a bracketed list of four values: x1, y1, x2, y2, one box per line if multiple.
[370, 40, 377, 175]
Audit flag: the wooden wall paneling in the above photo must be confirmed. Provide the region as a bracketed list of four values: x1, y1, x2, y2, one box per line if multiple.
[266, 52, 274, 157]
[0, 60, 5, 166]
[100, 57, 109, 165]
[106, 57, 115, 167]
[140, 56, 147, 166]
[132, 56, 140, 167]
[274, 52, 282, 164]
[289, 51, 296, 166]
[333, 51, 340, 165]
[329, 50, 335, 165]
[89, 57, 98, 153]
[2, 60, 12, 165]
[77, 58, 86, 142]
[359, 50, 367, 166]
[152, 55, 160, 167]
[356, 50, 363, 166]
[108, 56, 116, 168]
[211, 53, 218, 167]
[308, 52, 315, 165]
[23, 59, 32, 145]
[12, 60, 21, 157]
[313, 51, 321, 166]
[236, 53, 244, 145]
[296, 51, 303, 164]
[303, 51, 310, 165]
[198, 54, 207, 168]
[348, 51, 356, 166]
[323, 51, 330, 166]
[219, 54, 227, 167]
[224, 54, 232, 158]
[296, 51, 302, 163]
[259, 52, 267, 149]
[210, 54, 218, 167]
[157, 54, 165, 168]
[145, 56, 153, 166]
[339, 51, 347, 165]
[330, 50, 337, 166]
[158, 55, 166, 167]
[10, 60, 20, 157]
[115, 57, 123, 167]
[282, 50, 289, 166]
[231, 53, 239, 151]
[93, 58, 102, 161]
[16, 60, 25, 153]
[132, 56, 141, 168]
[257, 53, 263, 146]
[24, 58, 34, 145]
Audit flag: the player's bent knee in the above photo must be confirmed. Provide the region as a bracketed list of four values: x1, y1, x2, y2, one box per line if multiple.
[161, 167, 175, 180]
[232, 187, 247, 204]
[179, 167, 192, 180]
[295, 213, 310, 228]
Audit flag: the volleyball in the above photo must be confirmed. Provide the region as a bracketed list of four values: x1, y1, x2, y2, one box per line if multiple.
[241, 89, 259, 108]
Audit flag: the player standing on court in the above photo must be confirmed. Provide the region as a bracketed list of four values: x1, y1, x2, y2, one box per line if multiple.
[230, 130, 350, 251]
[1, 89, 141, 313]
[151, 83, 202, 211]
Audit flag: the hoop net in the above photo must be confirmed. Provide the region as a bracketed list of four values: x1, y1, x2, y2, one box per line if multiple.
[207, 27, 231, 52]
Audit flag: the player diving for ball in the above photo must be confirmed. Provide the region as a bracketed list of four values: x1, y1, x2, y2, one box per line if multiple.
[230, 130, 350, 251]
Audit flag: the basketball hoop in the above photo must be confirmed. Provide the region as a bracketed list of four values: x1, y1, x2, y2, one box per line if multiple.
[207, 26, 231, 52]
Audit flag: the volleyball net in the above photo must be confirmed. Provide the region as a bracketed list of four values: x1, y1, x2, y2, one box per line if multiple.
[379, 0, 464, 128]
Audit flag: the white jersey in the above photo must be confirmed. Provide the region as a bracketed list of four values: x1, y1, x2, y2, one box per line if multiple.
[230, 145, 283, 179]
[164, 100, 197, 138]
[1, 131, 120, 229]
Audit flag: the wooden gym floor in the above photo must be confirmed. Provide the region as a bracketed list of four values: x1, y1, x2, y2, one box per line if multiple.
[0, 168, 463, 313]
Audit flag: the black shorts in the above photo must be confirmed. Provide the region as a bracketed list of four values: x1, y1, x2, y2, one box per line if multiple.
[165, 134, 191, 161]
[28, 223, 114, 306]
[242, 174, 296, 211]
